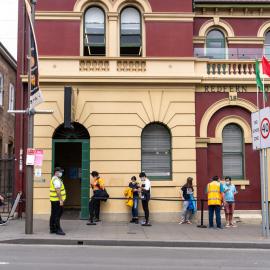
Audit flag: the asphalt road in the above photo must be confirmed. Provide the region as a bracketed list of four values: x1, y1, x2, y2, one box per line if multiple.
[0, 245, 270, 270]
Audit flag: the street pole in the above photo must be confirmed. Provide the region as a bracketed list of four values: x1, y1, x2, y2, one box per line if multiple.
[260, 149, 266, 236]
[264, 148, 269, 237]
[25, 0, 37, 235]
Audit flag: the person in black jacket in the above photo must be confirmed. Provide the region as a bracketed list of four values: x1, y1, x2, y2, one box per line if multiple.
[179, 177, 194, 224]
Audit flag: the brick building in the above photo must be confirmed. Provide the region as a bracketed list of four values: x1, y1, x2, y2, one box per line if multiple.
[16, 0, 270, 219]
[0, 42, 16, 196]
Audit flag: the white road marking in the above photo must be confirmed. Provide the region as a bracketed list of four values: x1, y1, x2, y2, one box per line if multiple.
[0, 262, 10, 265]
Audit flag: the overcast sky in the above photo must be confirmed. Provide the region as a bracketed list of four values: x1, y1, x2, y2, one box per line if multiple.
[0, 0, 18, 59]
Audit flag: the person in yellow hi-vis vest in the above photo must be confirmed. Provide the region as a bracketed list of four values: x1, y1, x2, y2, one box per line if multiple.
[50, 167, 66, 235]
[206, 176, 225, 229]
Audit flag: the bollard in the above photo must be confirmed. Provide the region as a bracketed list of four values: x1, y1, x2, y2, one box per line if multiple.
[197, 199, 207, 228]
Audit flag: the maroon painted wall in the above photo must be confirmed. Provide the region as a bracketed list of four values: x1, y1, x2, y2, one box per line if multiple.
[224, 18, 266, 36]
[36, 0, 76, 11]
[35, 20, 80, 56]
[195, 93, 261, 209]
[148, 0, 192, 12]
[36, 0, 193, 12]
[146, 22, 193, 57]
[207, 106, 251, 137]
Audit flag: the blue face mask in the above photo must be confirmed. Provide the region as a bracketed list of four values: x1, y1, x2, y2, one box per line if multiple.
[225, 181, 230, 186]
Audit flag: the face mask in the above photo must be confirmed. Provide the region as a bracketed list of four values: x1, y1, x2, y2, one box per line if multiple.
[225, 181, 230, 185]
[58, 172, 63, 178]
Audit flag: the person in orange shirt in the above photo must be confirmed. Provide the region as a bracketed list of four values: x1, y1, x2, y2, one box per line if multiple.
[87, 171, 105, 225]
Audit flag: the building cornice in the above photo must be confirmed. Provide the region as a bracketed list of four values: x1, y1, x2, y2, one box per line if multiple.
[35, 12, 82, 20]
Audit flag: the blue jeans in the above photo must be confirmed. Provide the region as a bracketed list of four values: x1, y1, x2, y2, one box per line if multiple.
[132, 197, 139, 218]
[208, 205, 221, 228]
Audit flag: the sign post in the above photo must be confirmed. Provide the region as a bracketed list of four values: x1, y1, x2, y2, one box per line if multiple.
[252, 108, 270, 237]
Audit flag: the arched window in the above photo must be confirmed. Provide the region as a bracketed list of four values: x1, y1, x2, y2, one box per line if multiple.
[141, 123, 171, 179]
[120, 7, 142, 56]
[84, 6, 105, 56]
[222, 124, 244, 179]
[264, 31, 270, 58]
[0, 73, 3, 106]
[206, 29, 226, 59]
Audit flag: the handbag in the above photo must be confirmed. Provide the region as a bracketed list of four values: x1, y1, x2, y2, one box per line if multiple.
[94, 189, 109, 202]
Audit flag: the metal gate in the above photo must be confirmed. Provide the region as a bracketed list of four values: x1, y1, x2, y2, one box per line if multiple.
[0, 158, 15, 213]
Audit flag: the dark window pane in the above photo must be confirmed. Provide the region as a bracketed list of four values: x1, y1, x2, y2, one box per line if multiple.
[121, 35, 141, 47]
[85, 34, 105, 46]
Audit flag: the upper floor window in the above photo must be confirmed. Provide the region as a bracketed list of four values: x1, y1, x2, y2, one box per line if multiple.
[141, 123, 171, 179]
[222, 124, 244, 179]
[8, 83, 15, 111]
[84, 6, 105, 56]
[265, 30, 270, 58]
[0, 73, 3, 106]
[206, 29, 226, 59]
[120, 7, 142, 56]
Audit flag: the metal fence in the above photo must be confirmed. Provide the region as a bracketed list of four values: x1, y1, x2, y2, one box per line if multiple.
[0, 158, 15, 213]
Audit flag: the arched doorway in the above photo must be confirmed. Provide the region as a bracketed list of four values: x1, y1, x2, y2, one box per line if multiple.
[52, 122, 90, 219]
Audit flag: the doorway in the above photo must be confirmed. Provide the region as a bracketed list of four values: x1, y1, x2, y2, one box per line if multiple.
[52, 123, 90, 219]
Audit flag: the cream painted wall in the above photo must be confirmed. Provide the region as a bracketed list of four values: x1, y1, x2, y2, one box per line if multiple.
[33, 86, 196, 215]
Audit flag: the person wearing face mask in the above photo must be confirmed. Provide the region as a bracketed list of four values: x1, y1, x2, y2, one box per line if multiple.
[49, 167, 66, 235]
[139, 172, 152, 226]
[128, 176, 140, 224]
[223, 176, 237, 228]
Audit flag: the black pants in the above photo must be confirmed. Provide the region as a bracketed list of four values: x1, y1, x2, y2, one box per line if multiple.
[50, 201, 63, 232]
[141, 192, 150, 222]
[89, 196, 101, 222]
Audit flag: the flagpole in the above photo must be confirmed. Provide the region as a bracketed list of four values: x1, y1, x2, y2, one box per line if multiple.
[257, 85, 260, 110]
[263, 75, 266, 108]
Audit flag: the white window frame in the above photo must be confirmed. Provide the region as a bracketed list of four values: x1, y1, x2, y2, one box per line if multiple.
[8, 83, 15, 111]
[0, 73, 3, 106]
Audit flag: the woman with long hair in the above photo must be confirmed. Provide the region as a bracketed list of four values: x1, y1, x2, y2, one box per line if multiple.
[179, 177, 195, 224]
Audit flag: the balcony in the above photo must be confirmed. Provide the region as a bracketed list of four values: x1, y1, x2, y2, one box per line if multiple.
[36, 56, 269, 85]
[194, 47, 269, 60]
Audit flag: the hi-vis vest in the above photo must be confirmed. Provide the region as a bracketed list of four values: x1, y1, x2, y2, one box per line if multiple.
[50, 176, 66, 202]
[207, 181, 222, 206]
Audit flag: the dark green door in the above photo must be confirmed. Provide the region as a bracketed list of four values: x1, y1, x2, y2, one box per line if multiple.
[52, 139, 90, 219]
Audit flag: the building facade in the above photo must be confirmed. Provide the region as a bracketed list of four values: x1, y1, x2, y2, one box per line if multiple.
[0, 43, 16, 197]
[16, 0, 270, 219]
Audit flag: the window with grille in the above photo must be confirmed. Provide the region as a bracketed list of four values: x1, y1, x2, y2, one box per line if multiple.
[120, 7, 142, 56]
[206, 29, 226, 59]
[222, 124, 244, 179]
[84, 6, 105, 56]
[141, 123, 171, 179]
[0, 73, 3, 106]
[8, 83, 15, 111]
[265, 31, 270, 58]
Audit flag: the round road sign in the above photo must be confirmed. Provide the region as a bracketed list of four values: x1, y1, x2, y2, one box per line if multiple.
[260, 117, 270, 139]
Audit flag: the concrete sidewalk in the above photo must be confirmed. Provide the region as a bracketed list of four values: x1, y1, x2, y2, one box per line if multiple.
[0, 217, 270, 248]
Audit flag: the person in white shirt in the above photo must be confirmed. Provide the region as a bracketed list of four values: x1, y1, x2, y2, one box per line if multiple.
[139, 172, 152, 226]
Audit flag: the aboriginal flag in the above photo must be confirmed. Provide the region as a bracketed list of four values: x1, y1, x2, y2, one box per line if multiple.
[24, 0, 43, 109]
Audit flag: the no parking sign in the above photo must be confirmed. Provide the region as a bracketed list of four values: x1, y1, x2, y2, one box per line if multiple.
[252, 107, 270, 150]
[259, 107, 270, 149]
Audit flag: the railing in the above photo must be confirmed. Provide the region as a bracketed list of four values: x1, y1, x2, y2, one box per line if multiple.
[206, 61, 255, 76]
[0, 158, 15, 214]
[194, 47, 268, 60]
